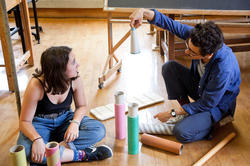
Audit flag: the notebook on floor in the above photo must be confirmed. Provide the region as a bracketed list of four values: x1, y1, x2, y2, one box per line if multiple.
[90, 92, 164, 121]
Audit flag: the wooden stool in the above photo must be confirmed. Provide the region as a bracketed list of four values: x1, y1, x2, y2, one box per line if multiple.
[152, 25, 167, 57]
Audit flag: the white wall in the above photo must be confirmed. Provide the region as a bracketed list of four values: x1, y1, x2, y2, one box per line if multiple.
[35, 0, 104, 8]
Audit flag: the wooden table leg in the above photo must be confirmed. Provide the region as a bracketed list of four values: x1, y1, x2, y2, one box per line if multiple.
[98, 12, 130, 89]
[0, 0, 21, 115]
[19, 0, 34, 65]
[159, 30, 165, 56]
[167, 14, 175, 60]
[147, 24, 155, 35]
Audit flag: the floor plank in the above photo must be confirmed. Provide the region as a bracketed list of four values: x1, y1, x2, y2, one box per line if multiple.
[0, 18, 250, 166]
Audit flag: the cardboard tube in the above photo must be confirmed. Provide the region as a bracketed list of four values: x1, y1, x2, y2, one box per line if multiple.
[128, 103, 138, 118]
[114, 91, 125, 104]
[128, 103, 139, 155]
[141, 133, 183, 155]
[46, 142, 61, 166]
[115, 104, 126, 139]
[130, 27, 140, 54]
[115, 91, 126, 139]
[10, 145, 27, 166]
[193, 132, 236, 166]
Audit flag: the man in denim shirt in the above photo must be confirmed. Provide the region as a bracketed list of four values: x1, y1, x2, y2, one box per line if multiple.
[130, 9, 241, 143]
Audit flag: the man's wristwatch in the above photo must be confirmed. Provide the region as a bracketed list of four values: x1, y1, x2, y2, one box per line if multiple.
[171, 109, 176, 117]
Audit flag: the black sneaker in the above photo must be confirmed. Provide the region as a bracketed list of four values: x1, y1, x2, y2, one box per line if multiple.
[83, 145, 113, 161]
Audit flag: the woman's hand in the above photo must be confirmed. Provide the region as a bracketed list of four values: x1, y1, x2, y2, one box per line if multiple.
[154, 111, 171, 122]
[31, 138, 46, 163]
[64, 122, 79, 143]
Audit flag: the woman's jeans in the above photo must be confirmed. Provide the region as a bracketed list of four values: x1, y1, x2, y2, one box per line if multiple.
[17, 110, 106, 164]
[162, 61, 213, 143]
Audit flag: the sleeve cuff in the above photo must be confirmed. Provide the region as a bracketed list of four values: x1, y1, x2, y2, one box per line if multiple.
[182, 104, 195, 115]
[147, 9, 158, 25]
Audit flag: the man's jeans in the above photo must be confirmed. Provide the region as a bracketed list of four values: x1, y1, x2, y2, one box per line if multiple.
[17, 110, 106, 164]
[162, 61, 213, 143]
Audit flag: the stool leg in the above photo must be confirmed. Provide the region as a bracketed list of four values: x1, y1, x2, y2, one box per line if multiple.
[14, 6, 26, 53]
[159, 31, 165, 56]
[32, 0, 40, 44]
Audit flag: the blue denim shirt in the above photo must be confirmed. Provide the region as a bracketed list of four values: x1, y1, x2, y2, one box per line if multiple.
[149, 9, 241, 122]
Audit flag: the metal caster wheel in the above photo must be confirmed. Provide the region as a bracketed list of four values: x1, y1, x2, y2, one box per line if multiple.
[39, 27, 43, 32]
[98, 82, 104, 89]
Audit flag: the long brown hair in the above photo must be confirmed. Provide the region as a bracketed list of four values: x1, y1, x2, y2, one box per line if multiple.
[33, 46, 73, 95]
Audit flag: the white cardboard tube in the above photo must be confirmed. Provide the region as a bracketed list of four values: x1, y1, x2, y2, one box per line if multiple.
[128, 103, 139, 118]
[130, 27, 140, 54]
[115, 91, 125, 104]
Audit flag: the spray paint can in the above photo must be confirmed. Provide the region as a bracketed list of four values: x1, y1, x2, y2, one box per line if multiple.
[127, 102, 139, 155]
[115, 91, 126, 139]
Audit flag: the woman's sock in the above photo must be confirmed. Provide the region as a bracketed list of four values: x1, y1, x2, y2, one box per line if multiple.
[72, 149, 85, 161]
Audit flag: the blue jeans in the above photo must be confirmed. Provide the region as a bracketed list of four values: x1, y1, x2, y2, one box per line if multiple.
[17, 110, 106, 164]
[162, 61, 213, 143]
[173, 112, 213, 143]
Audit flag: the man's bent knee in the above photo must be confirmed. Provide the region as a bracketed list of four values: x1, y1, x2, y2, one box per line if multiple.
[162, 60, 178, 77]
[173, 125, 193, 143]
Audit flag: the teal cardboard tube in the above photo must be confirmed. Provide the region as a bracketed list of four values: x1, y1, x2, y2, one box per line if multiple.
[128, 116, 139, 155]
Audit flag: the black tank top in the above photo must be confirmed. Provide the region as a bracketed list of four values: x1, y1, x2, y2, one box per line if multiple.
[34, 77, 73, 116]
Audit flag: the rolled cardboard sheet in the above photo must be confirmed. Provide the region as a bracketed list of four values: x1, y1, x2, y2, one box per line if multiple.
[115, 104, 126, 139]
[128, 102, 139, 155]
[128, 116, 139, 155]
[115, 91, 126, 139]
[114, 91, 125, 105]
[128, 103, 138, 118]
[141, 133, 183, 155]
[46, 142, 61, 166]
[130, 27, 140, 54]
[10, 145, 27, 166]
[193, 132, 236, 166]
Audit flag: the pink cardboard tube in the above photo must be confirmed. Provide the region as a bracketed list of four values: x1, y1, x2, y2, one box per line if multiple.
[115, 104, 126, 139]
[46, 142, 61, 166]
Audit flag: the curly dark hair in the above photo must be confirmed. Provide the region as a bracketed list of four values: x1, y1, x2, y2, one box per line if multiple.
[189, 21, 224, 56]
[33, 46, 73, 95]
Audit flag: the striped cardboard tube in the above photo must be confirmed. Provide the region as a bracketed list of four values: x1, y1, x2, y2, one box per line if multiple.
[141, 133, 183, 155]
[10, 145, 27, 166]
[46, 142, 61, 166]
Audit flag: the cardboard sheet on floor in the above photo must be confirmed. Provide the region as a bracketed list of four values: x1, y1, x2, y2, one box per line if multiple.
[90, 92, 164, 121]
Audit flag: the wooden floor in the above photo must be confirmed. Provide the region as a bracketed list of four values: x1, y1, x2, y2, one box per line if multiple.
[1, 18, 250, 166]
